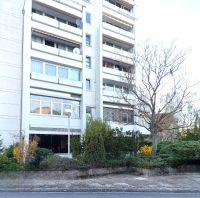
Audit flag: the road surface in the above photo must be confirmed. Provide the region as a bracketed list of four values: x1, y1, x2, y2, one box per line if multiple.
[1, 192, 200, 198]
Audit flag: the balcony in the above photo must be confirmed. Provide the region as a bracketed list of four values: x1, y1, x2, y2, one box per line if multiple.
[121, 0, 135, 6]
[103, 0, 134, 25]
[103, 90, 134, 105]
[33, 0, 82, 18]
[102, 44, 134, 65]
[103, 67, 127, 82]
[103, 22, 134, 45]
[30, 79, 82, 94]
[31, 42, 82, 62]
[29, 115, 81, 134]
[31, 13, 82, 44]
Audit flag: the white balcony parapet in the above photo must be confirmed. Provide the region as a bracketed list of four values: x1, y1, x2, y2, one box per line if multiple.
[59, 78, 82, 88]
[33, 0, 82, 18]
[121, 0, 135, 6]
[102, 67, 127, 82]
[103, 22, 134, 45]
[103, 44, 134, 64]
[103, 0, 134, 21]
[103, 44, 132, 58]
[31, 42, 82, 62]
[32, 13, 82, 37]
[31, 73, 58, 83]
[103, 22, 133, 39]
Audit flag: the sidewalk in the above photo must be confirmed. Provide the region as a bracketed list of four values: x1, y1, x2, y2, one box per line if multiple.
[0, 173, 200, 192]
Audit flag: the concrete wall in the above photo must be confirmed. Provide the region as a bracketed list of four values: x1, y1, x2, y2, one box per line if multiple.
[0, 0, 24, 146]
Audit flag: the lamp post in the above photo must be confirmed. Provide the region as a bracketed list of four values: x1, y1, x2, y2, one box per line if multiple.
[64, 108, 72, 158]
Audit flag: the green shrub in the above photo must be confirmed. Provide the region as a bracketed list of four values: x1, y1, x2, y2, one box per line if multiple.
[71, 136, 82, 158]
[177, 127, 200, 141]
[82, 132, 106, 167]
[38, 154, 55, 170]
[4, 145, 15, 159]
[0, 155, 22, 171]
[0, 135, 3, 152]
[41, 155, 81, 171]
[26, 147, 53, 170]
[132, 155, 167, 169]
[159, 141, 200, 167]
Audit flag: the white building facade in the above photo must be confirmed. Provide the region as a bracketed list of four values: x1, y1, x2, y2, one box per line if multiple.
[0, 0, 136, 152]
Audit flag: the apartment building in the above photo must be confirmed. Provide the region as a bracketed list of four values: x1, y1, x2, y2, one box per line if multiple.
[0, 0, 135, 153]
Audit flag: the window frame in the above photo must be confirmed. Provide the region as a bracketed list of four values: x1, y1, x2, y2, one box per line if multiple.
[86, 56, 91, 68]
[86, 34, 91, 46]
[86, 79, 91, 91]
[86, 12, 91, 24]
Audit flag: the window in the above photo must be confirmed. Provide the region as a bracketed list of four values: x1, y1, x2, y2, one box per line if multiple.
[30, 95, 80, 119]
[52, 102, 61, 115]
[86, 79, 91, 90]
[86, 106, 92, 119]
[57, 43, 66, 50]
[30, 100, 40, 114]
[123, 87, 129, 94]
[70, 69, 80, 81]
[103, 107, 133, 123]
[45, 39, 55, 47]
[45, 13, 54, 19]
[32, 35, 43, 44]
[115, 85, 122, 93]
[58, 67, 68, 79]
[68, 21, 77, 27]
[57, 17, 66, 24]
[41, 101, 51, 115]
[86, 12, 91, 24]
[31, 60, 43, 73]
[32, 8, 43, 15]
[45, 64, 56, 76]
[106, 83, 114, 92]
[86, 56, 91, 68]
[86, 34, 91, 46]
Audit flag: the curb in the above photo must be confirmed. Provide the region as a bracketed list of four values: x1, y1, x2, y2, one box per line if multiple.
[0, 187, 200, 193]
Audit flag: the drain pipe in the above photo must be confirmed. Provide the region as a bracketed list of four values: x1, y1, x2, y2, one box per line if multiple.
[20, 0, 26, 141]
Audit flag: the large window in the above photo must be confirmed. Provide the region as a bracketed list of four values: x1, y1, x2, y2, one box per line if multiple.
[31, 59, 81, 81]
[103, 82, 129, 94]
[103, 107, 133, 124]
[31, 60, 43, 74]
[71, 69, 80, 81]
[105, 83, 114, 92]
[45, 64, 56, 76]
[58, 67, 68, 79]
[30, 95, 80, 119]
[30, 100, 40, 114]
[52, 102, 61, 115]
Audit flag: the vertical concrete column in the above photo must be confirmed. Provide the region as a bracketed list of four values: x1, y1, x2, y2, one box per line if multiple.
[21, 0, 32, 143]
[81, 5, 87, 133]
[94, 0, 103, 119]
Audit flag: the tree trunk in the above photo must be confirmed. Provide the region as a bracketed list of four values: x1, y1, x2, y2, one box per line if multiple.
[152, 133, 157, 158]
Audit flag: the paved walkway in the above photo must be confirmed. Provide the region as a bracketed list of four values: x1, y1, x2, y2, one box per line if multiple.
[0, 173, 200, 192]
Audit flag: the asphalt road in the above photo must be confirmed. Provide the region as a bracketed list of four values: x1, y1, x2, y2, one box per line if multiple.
[1, 192, 200, 198]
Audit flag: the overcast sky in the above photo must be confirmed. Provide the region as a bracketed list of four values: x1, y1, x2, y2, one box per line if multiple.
[135, 0, 200, 82]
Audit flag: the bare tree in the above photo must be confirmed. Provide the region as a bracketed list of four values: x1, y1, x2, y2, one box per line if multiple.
[122, 41, 195, 157]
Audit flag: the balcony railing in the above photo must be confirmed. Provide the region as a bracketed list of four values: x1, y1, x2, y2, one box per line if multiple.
[102, 22, 134, 45]
[32, 13, 82, 36]
[103, 44, 134, 65]
[31, 41, 82, 62]
[33, 0, 82, 17]
[103, 44, 132, 58]
[103, 0, 134, 19]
